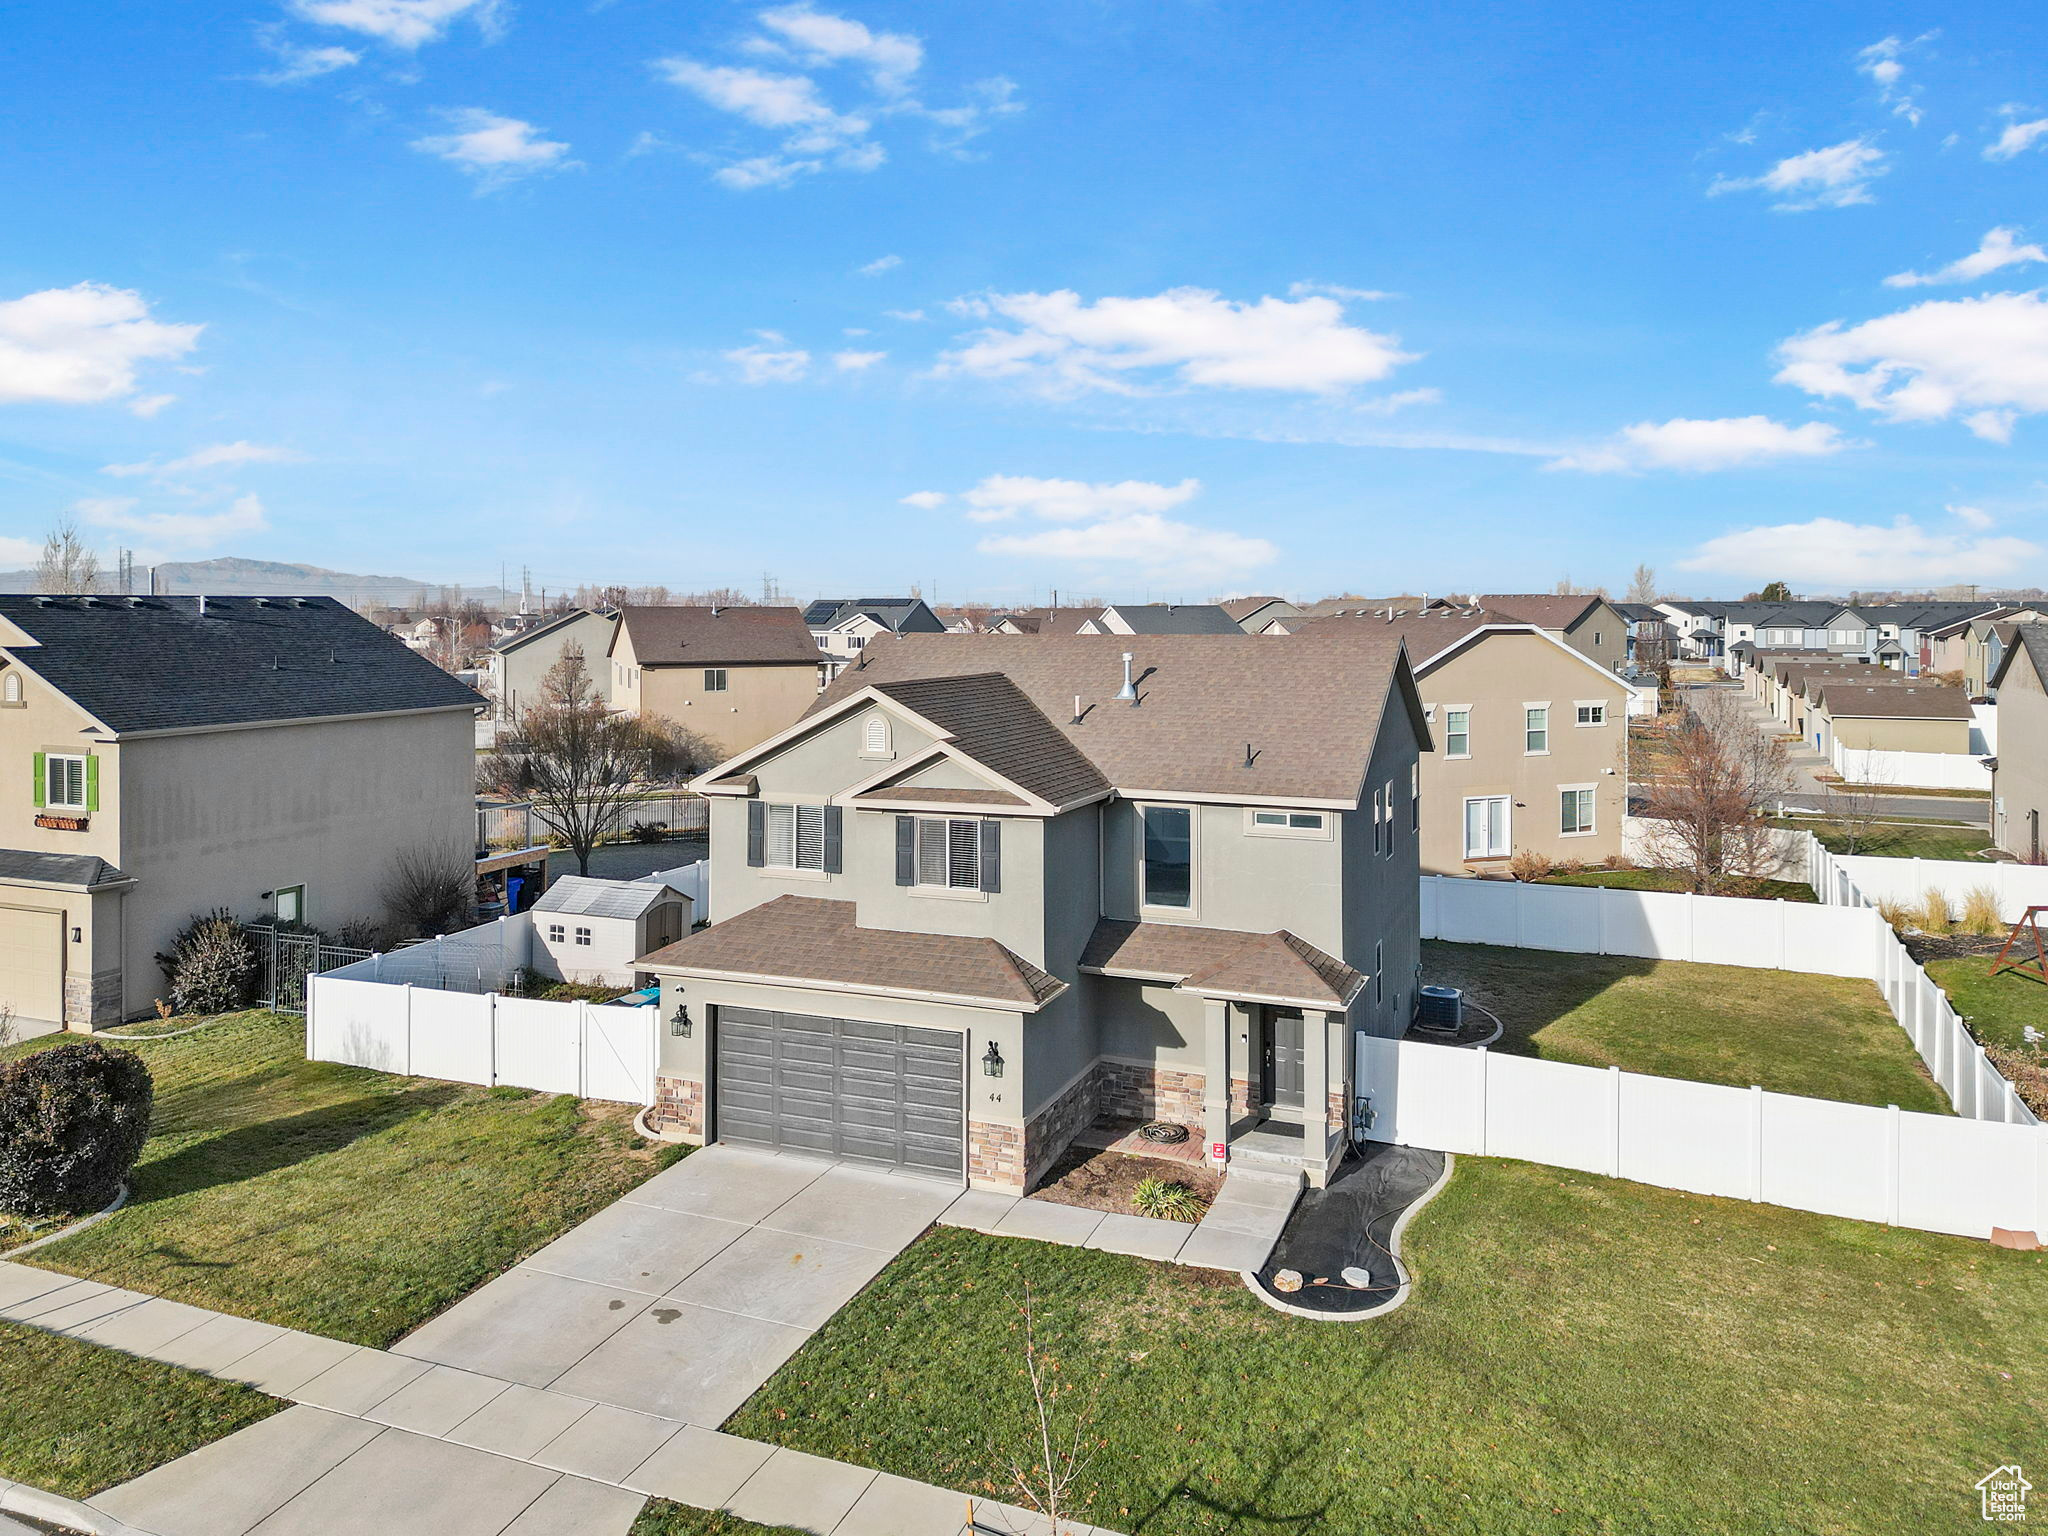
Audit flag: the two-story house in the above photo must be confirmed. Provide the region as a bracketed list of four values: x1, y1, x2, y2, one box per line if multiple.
[609, 606, 824, 758]
[1989, 625, 2048, 861]
[802, 597, 946, 684]
[634, 631, 1428, 1193]
[0, 595, 480, 1029]
[488, 607, 617, 721]
[1463, 594, 1631, 674]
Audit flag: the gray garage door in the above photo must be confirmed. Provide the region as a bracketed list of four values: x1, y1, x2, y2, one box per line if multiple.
[714, 1007, 965, 1180]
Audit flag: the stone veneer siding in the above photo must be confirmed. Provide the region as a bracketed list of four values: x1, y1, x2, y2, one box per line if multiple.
[968, 1119, 1024, 1187]
[652, 1074, 706, 1143]
[66, 969, 124, 1030]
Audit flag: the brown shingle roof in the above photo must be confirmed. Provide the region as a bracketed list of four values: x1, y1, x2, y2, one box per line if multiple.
[616, 606, 820, 665]
[819, 630, 1414, 802]
[1815, 684, 1973, 720]
[988, 607, 1098, 634]
[1467, 594, 1604, 629]
[852, 784, 1031, 807]
[1080, 918, 1364, 1009]
[871, 673, 1109, 806]
[1294, 608, 1526, 669]
[636, 895, 1065, 1009]
[1219, 595, 1287, 621]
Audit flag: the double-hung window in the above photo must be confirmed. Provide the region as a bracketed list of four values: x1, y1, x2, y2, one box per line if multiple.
[703, 669, 728, 692]
[1524, 705, 1549, 755]
[763, 803, 828, 870]
[1561, 786, 1596, 836]
[1141, 805, 1193, 910]
[914, 817, 981, 889]
[1575, 702, 1606, 727]
[1444, 708, 1471, 758]
[43, 754, 88, 811]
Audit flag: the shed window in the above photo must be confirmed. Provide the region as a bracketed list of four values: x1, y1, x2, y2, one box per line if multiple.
[574, 926, 592, 946]
[549, 923, 566, 942]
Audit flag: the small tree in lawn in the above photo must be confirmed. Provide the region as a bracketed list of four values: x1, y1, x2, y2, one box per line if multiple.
[479, 645, 649, 877]
[1634, 691, 1796, 894]
[1000, 1283, 1096, 1536]
[1824, 758, 1892, 855]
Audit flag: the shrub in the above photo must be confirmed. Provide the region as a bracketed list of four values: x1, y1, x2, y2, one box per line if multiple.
[0, 1041, 154, 1217]
[1916, 886, 1953, 935]
[1508, 848, 1551, 882]
[382, 844, 476, 938]
[1602, 852, 1632, 871]
[1873, 898, 1910, 934]
[1554, 857, 1587, 877]
[1132, 1177, 1207, 1223]
[1960, 886, 2005, 937]
[155, 909, 258, 1015]
[627, 819, 670, 844]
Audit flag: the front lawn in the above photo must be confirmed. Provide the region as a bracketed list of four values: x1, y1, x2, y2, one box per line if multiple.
[1423, 941, 1949, 1112]
[726, 1160, 2043, 1536]
[1537, 866, 1818, 902]
[6, 1012, 676, 1346]
[0, 1322, 281, 1498]
[1770, 817, 1991, 861]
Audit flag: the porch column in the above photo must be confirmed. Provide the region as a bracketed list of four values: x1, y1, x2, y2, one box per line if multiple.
[1202, 996, 1230, 1167]
[1303, 1009, 1333, 1185]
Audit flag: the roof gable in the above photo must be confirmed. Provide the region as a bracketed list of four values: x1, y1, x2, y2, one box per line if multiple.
[615, 605, 820, 665]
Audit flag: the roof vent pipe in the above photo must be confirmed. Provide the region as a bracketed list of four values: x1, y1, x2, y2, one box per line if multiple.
[1116, 651, 1138, 704]
[1072, 694, 1083, 724]
[198, 595, 207, 617]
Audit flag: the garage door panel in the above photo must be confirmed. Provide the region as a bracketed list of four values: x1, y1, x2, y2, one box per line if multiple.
[715, 1007, 965, 1181]
[0, 906, 64, 1023]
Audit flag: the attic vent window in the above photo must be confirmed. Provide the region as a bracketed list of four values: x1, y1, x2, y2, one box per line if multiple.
[862, 714, 891, 756]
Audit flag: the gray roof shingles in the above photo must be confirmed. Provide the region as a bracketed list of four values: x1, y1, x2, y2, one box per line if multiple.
[0, 850, 129, 888]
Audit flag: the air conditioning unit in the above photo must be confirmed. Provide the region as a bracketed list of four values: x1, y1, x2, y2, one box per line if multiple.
[1418, 985, 1464, 1027]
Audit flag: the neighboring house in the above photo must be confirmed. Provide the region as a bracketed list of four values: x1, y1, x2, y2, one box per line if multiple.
[1463, 594, 1631, 674]
[1968, 611, 2048, 698]
[1220, 595, 1300, 632]
[608, 606, 823, 759]
[1612, 602, 1674, 669]
[1989, 625, 2048, 862]
[983, 608, 1098, 635]
[1655, 600, 1728, 661]
[488, 607, 616, 720]
[1810, 684, 1972, 760]
[0, 594, 481, 1029]
[636, 631, 1429, 1193]
[1304, 612, 1629, 872]
[1729, 644, 1829, 682]
[803, 598, 945, 684]
[1076, 604, 1243, 636]
[1760, 659, 1882, 730]
[530, 875, 691, 987]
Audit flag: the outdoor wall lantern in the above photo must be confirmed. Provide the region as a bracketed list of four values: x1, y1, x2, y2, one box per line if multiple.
[981, 1041, 1004, 1078]
[670, 1002, 693, 1038]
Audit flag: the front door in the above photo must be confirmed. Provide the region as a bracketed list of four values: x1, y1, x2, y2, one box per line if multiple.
[1260, 1007, 1305, 1110]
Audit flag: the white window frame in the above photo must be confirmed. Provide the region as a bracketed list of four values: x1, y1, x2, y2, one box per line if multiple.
[1244, 807, 1331, 840]
[1573, 700, 1608, 727]
[763, 802, 829, 874]
[1443, 705, 1472, 760]
[45, 753, 88, 812]
[1409, 761, 1420, 831]
[911, 816, 982, 893]
[1381, 778, 1396, 858]
[860, 713, 894, 758]
[1, 671, 20, 706]
[1137, 802, 1198, 917]
[703, 668, 728, 692]
[548, 923, 566, 943]
[1560, 783, 1597, 838]
[1462, 795, 1510, 860]
[1523, 703, 1550, 756]
[574, 926, 593, 946]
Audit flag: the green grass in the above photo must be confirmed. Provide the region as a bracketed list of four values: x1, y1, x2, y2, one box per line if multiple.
[631, 1508, 813, 1536]
[4, 1012, 678, 1346]
[1769, 818, 1991, 861]
[1536, 866, 1818, 902]
[0, 1322, 281, 1498]
[725, 1162, 2044, 1536]
[1424, 941, 1950, 1112]
[1925, 956, 2048, 1051]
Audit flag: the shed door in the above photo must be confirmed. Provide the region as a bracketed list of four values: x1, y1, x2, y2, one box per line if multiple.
[715, 1007, 965, 1181]
[0, 905, 65, 1023]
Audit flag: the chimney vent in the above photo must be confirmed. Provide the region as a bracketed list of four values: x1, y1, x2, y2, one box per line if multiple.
[1115, 652, 1138, 704]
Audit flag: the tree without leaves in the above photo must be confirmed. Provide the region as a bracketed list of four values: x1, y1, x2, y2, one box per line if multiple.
[1001, 1283, 1096, 1536]
[477, 645, 655, 877]
[35, 521, 100, 595]
[1627, 563, 1659, 604]
[1632, 691, 1796, 894]
[382, 843, 478, 938]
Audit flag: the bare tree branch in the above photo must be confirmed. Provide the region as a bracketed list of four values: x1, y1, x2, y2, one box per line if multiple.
[1632, 691, 1796, 894]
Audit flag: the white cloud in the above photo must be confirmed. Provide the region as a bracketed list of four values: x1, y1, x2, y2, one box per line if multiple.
[1708, 139, 1887, 210]
[1985, 112, 2048, 162]
[0, 283, 201, 408]
[883, 308, 925, 322]
[1353, 387, 1442, 415]
[725, 344, 811, 383]
[658, 62, 864, 140]
[253, 30, 361, 84]
[899, 490, 947, 509]
[753, 6, 922, 94]
[1679, 515, 2039, 587]
[0, 535, 43, 567]
[1856, 34, 1931, 125]
[1949, 502, 1996, 530]
[103, 441, 301, 480]
[831, 350, 885, 370]
[953, 475, 1202, 524]
[938, 286, 1417, 396]
[979, 513, 1275, 582]
[79, 492, 270, 550]
[287, 0, 500, 49]
[858, 254, 902, 276]
[412, 110, 575, 189]
[1548, 416, 1854, 474]
[1776, 290, 2048, 440]
[1884, 227, 2047, 288]
[128, 394, 178, 419]
[713, 155, 824, 189]
[1288, 280, 1395, 302]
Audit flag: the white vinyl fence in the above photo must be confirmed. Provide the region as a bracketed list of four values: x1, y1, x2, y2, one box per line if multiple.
[307, 974, 658, 1105]
[341, 915, 535, 994]
[1829, 743, 1992, 791]
[1808, 840, 2048, 924]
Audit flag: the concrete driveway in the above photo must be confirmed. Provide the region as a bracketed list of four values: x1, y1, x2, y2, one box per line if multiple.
[392, 1145, 959, 1425]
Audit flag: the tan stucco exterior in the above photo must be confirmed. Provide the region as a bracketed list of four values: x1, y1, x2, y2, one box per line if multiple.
[1411, 631, 1627, 873]
[610, 624, 821, 760]
[1558, 599, 1629, 675]
[490, 610, 616, 720]
[1993, 641, 2048, 861]
[1812, 705, 1970, 754]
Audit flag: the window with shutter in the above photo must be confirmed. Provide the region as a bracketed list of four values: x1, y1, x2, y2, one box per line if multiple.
[912, 817, 981, 889]
[761, 804, 828, 870]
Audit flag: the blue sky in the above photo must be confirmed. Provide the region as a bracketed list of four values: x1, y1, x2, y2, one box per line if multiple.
[4, 1, 2048, 602]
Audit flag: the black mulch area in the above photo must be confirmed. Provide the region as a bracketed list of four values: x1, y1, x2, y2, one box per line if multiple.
[1251, 1141, 1446, 1317]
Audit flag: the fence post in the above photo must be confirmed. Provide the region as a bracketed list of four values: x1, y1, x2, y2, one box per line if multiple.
[576, 1001, 589, 1098]
[1473, 1045, 1488, 1155]
[1774, 900, 1786, 971]
[401, 983, 415, 1076]
[1750, 1084, 1765, 1203]
[1513, 884, 1525, 950]
[1608, 1064, 1623, 1178]
[1884, 1104, 1901, 1227]
[1596, 886, 1608, 956]
[372, 951, 383, 981]
[1684, 894, 1696, 963]
[488, 991, 500, 1088]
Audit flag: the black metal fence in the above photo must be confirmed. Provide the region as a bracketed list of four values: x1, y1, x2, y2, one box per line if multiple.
[248, 925, 372, 1014]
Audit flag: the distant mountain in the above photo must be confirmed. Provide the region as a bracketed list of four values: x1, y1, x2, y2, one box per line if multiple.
[0, 556, 509, 609]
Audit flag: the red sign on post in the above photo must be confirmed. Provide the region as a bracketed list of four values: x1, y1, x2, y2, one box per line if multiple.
[1211, 1142, 1228, 1162]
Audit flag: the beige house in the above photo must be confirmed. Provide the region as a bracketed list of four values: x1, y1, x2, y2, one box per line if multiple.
[608, 606, 823, 760]
[1990, 626, 2048, 862]
[1971, 613, 2048, 698]
[0, 594, 480, 1029]
[1304, 613, 1628, 872]
[488, 607, 616, 720]
[637, 630, 1427, 1192]
[1467, 594, 1632, 675]
[1810, 684, 1972, 757]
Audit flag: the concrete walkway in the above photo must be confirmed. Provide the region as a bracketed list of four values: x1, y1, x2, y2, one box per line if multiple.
[939, 1169, 1300, 1272]
[1, 1146, 1123, 1536]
